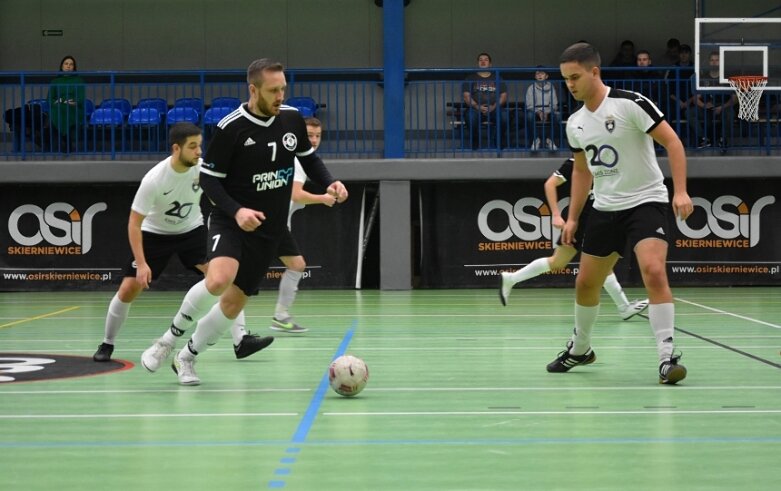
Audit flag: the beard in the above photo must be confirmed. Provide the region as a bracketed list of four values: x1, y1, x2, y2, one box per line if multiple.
[255, 98, 280, 116]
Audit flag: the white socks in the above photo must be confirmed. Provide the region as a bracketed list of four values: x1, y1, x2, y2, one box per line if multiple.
[185, 303, 235, 358]
[602, 273, 630, 310]
[648, 303, 675, 361]
[507, 257, 551, 284]
[164, 279, 219, 345]
[103, 294, 131, 344]
[230, 310, 248, 345]
[570, 303, 600, 355]
[274, 269, 303, 319]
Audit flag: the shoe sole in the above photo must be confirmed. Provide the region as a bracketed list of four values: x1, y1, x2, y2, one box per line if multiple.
[621, 302, 649, 321]
[269, 325, 308, 333]
[659, 365, 687, 385]
[93, 355, 111, 362]
[171, 360, 201, 386]
[546, 352, 597, 373]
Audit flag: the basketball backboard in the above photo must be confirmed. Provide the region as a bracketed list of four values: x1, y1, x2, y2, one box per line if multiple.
[694, 17, 781, 91]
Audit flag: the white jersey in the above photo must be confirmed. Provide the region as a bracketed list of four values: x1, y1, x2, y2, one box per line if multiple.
[565, 87, 668, 212]
[287, 157, 308, 228]
[131, 156, 204, 235]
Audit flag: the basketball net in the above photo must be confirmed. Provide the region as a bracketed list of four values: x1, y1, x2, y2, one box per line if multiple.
[727, 75, 767, 121]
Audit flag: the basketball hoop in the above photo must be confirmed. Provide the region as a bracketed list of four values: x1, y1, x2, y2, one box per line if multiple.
[728, 75, 768, 121]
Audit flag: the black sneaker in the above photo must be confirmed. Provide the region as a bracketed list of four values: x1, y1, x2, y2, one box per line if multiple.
[659, 353, 687, 385]
[546, 340, 596, 373]
[234, 332, 274, 359]
[93, 343, 114, 362]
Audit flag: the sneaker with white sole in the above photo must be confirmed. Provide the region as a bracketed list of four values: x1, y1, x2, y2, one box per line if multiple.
[659, 352, 687, 385]
[140, 337, 174, 372]
[618, 299, 649, 320]
[545, 138, 558, 150]
[546, 340, 596, 373]
[171, 350, 200, 386]
[270, 316, 308, 333]
[498, 272, 514, 306]
[530, 137, 542, 151]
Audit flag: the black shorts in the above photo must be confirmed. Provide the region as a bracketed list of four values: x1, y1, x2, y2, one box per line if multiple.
[277, 228, 302, 257]
[556, 199, 593, 249]
[207, 212, 283, 296]
[122, 226, 207, 279]
[581, 202, 669, 258]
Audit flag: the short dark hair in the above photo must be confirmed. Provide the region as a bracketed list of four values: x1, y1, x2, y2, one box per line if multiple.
[59, 55, 77, 71]
[169, 122, 201, 148]
[477, 52, 492, 63]
[246, 58, 285, 86]
[559, 42, 601, 68]
[679, 44, 692, 54]
[304, 117, 321, 128]
[667, 38, 681, 49]
[637, 50, 651, 58]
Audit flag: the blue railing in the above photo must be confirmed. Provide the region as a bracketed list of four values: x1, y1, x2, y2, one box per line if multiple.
[1, 67, 779, 160]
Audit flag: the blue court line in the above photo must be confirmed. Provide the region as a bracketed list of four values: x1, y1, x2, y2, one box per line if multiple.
[267, 321, 357, 488]
[291, 321, 356, 444]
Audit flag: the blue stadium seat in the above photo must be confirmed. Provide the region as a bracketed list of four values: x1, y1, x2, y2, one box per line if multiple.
[136, 98, 168, 115]
[211, 97, 241, 110]
[128, 108, 162, 126]
[285, 96, 318, 117]
[167, 107, 199, 125]
[98, 98, 132, 118]
[27, 98, 49, 113]
[203, 106, 233, 125]
[174, 97, 203, 112]
[85, 99, 95, 117]
[90, 108, 124, 126]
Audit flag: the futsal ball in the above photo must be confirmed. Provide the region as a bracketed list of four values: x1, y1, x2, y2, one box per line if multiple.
[328, 355, 369, 397]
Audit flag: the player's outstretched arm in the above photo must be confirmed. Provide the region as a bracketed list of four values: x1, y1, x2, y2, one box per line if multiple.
[650, 121, 693, 220]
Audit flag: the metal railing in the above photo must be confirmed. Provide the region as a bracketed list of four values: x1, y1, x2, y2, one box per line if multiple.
[1, 67, 778, 160]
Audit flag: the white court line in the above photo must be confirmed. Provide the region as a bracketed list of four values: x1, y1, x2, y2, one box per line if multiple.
[0, 412, 298, 420]
[2, 385, 779, 396]
[0, 388, 310, 395]
[676, 297, 781, 329]
[324, 409, 781, 417]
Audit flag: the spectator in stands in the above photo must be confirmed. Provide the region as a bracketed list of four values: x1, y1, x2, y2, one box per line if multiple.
[462, 52, 508, 149]
[634, 50, 660, 101]
[686, 51, 737, 149]
[608, 40, 636, 79]
[665, 44, 695, 115]
[663, 38, 681, 66]
[47, 55, 86, 153]
[525, 66, 560, 150]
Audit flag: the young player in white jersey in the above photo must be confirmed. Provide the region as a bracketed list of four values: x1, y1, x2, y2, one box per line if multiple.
[93, 123, 273, 362]
[547, 43, 694, 384]
[270, 117, 339, 333]
[499, 156, 649, 321]
[141, 60, 347, 385]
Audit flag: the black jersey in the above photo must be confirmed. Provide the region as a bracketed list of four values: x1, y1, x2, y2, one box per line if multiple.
[552, 157, 594, 220]
[201, 103, 328, 235]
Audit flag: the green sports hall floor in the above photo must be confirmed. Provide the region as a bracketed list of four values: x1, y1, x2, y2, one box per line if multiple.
[0, 287, 779, 491]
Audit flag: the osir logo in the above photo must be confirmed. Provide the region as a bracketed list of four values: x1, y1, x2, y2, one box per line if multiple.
[8, 202, 107, 253]
[677, 195, 774, 247]
[478, 197, 566, 242]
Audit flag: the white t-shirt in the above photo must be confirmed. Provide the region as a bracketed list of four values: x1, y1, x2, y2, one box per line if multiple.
[287, 157, 308, 228]
[566, 87, 668, 212]
[131, 156, 204, 235]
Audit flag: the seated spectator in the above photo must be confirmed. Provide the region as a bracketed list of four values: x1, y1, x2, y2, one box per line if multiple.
[663, 38, 681, 66]
[634, 50, 661, 100]
[608, 40, 636, 80]
[525, 66, 560, 150]
[665, 44, 696, 115]
[462, 52, 508, 149]
[47, 55, 86, 153]
[686, 51, 737, 149]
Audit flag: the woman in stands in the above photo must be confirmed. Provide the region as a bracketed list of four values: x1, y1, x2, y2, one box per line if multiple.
[47, 55, 86, 153]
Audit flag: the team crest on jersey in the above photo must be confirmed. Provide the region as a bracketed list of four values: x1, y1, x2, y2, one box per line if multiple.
[605, 117, 616, 133]
[282, 132, 298, 151]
